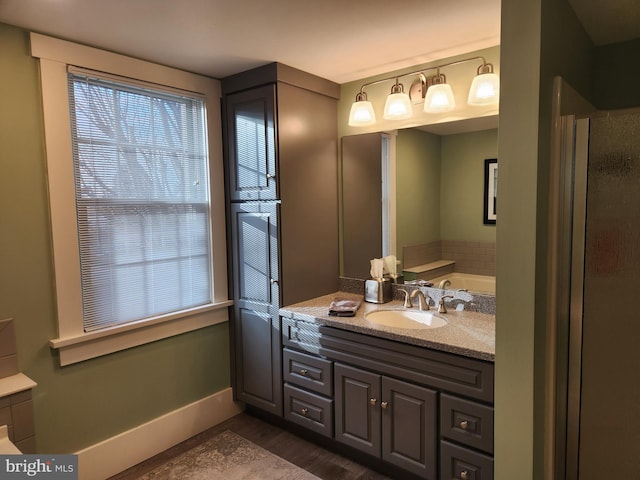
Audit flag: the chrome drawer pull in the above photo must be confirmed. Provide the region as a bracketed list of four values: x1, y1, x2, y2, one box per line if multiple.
[370, 398, 377, 406]
[301, 408, 308, 416]
[381, 401, 388, 410]
[460, 471, 469, 480]
[299, 369, 308, 376]
[459, 420, 469, 430]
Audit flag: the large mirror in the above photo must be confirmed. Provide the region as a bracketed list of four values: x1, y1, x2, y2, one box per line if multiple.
[341, 115, 498, 290]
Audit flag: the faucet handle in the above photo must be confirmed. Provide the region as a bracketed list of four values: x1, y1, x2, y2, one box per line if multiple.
[438, 295, 454, 313]
[398, 289, 412, 308]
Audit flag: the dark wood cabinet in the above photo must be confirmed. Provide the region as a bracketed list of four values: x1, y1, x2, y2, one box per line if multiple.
[334, 363, 381, 457]
[282, 317, 494, 479]
[229, 202, 280, 414]
[441, 440, 494, 480]
[225, 85, 277, 202]
[382, 376, 437, 478]
[334, 363, 437, 479]
[223, 63, 339, 416]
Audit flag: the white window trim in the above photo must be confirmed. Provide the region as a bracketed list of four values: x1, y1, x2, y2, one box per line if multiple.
[32, 33, 231, 366]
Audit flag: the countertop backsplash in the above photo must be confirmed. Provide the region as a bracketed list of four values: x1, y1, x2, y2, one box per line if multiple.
[338, 276, 496, 315]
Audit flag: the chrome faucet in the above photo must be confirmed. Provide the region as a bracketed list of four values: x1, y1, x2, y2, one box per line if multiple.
[410, 289, 430, 311]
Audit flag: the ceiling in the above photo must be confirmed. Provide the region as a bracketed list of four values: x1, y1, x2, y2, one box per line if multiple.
[568, 0, 640, 46]
[0, 0, 501, 84]
[0, 0, 637, 85]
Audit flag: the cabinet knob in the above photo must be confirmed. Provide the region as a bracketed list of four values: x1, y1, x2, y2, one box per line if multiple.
[459, 420, 469, 430]
[369, 398, 377, 406]
[270, 278, 278, 285]
[266, 173, 275, 180]
[460, 471, 469, 480]
[381, 401, 388, 410]
[301, 408, 308, 416]
[299, 369, 308, 376]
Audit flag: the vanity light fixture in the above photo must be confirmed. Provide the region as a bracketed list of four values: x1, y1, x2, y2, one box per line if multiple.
[423, 71, 455, 113]
[382, 79, 412, 120]
[348, 56, 499, 126]
[348, 91, 376, 126]
[467, 62, 500, 105]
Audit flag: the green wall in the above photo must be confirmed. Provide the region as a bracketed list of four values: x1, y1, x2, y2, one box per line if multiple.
[497, 0, 593, 477]
[394, 127, 498, 264]
[441, 129, 498, 242]
[0, 23, 231, 454]
[395, 129, 441, 255]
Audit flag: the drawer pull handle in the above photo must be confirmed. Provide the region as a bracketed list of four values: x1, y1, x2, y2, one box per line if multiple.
[370, 398, 377, 406]
[301, 408, 308, 416]
[459, 420, 469, 430]
[381, 401, 388, 410]
[299, 369, 308, 376]
[460, 471, 469, 480]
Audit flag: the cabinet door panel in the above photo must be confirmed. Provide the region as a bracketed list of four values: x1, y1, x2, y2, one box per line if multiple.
[230, 202, 279, 315]
[230, 201, 281, 416]
[225, 85, 277, 201]
[235, 308, 282, 415]
[382, 377, 437, 479]
[334, 363, 381, 457]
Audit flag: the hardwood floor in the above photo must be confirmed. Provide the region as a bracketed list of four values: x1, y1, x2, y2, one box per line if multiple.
[108, 412, 393, 480]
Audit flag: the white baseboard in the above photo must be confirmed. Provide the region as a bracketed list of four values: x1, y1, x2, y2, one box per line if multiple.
[76, 387, 243, 480]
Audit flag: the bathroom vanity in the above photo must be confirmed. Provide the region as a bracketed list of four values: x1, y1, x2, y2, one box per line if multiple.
[221, 60, 496, 480]
[279, 292, 495, 480]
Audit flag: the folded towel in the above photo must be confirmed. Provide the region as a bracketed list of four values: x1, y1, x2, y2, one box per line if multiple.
[328, 297, 363, 317]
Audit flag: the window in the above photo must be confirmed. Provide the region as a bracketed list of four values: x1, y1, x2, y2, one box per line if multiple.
[69, 71, 212, 331]
[32, 34, 230, 365]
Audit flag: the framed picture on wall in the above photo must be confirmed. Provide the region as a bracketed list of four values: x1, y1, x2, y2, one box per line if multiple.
[484, 158, 497, 225]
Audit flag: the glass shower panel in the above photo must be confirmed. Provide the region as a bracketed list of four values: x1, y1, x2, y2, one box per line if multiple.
[579, 112, 640, 479]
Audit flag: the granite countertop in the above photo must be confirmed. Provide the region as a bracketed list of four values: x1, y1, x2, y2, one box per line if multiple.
[279, 291, 495, 362]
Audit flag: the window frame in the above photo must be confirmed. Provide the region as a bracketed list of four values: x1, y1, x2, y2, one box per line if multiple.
[32, 33, 231, 366]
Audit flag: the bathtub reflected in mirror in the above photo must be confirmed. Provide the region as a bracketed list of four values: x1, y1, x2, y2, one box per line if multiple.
[427, 272, 495, 295]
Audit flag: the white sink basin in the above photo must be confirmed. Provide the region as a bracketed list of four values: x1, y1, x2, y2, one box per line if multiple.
[365, 310, 448, 330]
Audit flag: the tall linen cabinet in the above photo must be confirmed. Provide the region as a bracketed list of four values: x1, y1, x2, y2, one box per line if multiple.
[222, 63, 340, 416]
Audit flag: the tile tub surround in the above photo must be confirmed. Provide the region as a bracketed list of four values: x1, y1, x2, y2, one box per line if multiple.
[0, 320, 37, 453]
[403, 240, 496, 277]
[0, 318, 18, 379]
[280, 292, 495, 362]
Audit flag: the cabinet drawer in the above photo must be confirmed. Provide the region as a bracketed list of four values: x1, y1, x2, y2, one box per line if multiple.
[284, 384, 333, 438]
[441, 394, 494, 454]
[441, 441, 493, 480]
[283, 348, 333, 396]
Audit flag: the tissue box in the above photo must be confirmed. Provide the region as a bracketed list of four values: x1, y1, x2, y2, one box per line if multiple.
[364, 278, 393, 304]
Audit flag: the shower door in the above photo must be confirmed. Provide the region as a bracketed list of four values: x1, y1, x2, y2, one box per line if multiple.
[567, 110, 640, 479]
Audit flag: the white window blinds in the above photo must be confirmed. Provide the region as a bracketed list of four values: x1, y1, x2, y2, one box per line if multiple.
[67, 70, 212, 332]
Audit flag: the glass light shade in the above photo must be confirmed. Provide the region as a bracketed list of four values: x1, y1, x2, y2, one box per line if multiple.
[424, 83, 455, 113]
[348, 100, 376, 126]
[383, 92, 412, 120]
[467, 72, 500, 105]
